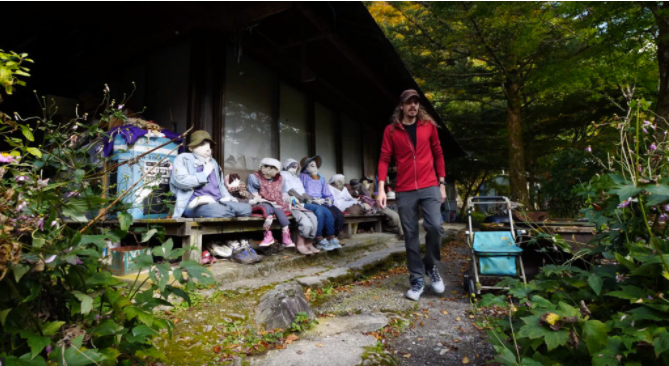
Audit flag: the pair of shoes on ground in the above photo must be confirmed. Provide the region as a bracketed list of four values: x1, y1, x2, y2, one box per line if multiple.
[208, 239, 262, 265]
[259, 228, 295, 248]
[405, 265, 445, 301]
[314, 237, 342, 252]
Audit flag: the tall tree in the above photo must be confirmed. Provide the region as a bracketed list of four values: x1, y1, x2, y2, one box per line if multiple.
[369, 2, 584, 205]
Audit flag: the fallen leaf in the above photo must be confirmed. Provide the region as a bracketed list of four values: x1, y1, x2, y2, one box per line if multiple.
[441, 310, 449, 315]
[283, 256, 290, 259]
[462, 356, 470, 364]
[305, 288, 311, 302]
[456, 317, 461, 321]
[454, 339, 460, 343]
[420, 322, 424, 326]
[284, 334, 299, 345]
[451, 291, 458, 294]
[165, 310, 171, 315]
[417, 337, 423, 341]
[424, 315, 429, 319]
[469, 315, 475, 319]
[472, 323, 483, 330]
[296, 350, 303, 355]
[275, 344, 286, 350]
[315, 343, 324, 348]
[213, 345, 221, 353]
[174, 318, 181, 324]
[403, 354, 412, 358]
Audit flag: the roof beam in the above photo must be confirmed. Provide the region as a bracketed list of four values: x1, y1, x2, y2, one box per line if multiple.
[295, 4, 396, 102]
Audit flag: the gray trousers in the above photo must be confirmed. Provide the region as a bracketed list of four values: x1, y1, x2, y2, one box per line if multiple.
[291, 209, 318, 239]
[396, 186, 443, 283]
[183, 201, 252, 218]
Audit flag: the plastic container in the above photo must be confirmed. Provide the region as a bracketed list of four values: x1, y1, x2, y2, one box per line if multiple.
[110, 134, 179, 220]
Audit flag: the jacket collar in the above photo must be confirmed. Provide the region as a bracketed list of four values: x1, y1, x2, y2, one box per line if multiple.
[394, 120, 427, 131]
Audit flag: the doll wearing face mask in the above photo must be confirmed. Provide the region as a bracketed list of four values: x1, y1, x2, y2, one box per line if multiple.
[247, 158, 295, 249]
[169, 130, 252, 220]
[298, 156, 345, 250]
[328, 174, 370, 215]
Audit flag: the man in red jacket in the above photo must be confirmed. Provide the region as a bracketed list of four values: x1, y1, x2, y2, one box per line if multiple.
[377, 89, 446, 301]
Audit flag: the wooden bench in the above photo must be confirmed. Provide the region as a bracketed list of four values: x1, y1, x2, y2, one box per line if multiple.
[67, 213, 386, 262]
[341, 214, 385, 239]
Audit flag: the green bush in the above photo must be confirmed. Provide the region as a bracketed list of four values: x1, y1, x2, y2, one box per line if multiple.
[480, 99, 669, 366]
[0, 52, 213, 365]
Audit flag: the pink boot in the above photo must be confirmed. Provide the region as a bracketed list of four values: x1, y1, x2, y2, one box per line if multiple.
[282, 227, 295, 248]
[259, 229, 275, 247]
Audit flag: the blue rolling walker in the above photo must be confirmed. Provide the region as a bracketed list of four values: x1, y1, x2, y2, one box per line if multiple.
[464, 196, 527, 296]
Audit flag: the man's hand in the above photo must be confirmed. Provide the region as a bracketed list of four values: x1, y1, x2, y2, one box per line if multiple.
[440, 184, 446, 203]
[377, 190, 387, 210]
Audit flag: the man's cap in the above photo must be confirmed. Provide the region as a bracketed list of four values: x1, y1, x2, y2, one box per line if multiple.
[350, 179, 361, 187]
[188, 130, 216, 147]
[400, 89, 420, 103]
[300, 155, 322, 172]
[360, 176, 374, 184]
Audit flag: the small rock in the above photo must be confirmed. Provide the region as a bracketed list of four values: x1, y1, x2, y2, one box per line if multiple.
[255, 281, 315, 330]
[363, 360, 372, 366]
[204, 325, 213, 332]
[434, 348, 441, 351]
[440, 349, 449, 355]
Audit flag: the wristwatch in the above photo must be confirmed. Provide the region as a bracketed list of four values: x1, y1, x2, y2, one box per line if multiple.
[439, 181, 446, 186]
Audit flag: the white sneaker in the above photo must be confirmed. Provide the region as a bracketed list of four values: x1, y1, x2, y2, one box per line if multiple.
[405, 279, 425, 301]
[209, 242, 232, 258]
[428, 266, 445, 294]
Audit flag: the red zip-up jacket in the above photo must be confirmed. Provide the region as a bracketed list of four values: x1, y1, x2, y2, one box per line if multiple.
[377, 120, 446, 192]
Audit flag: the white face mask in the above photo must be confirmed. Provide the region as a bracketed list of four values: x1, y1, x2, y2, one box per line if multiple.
[332, 181, 344, 190]
[306, 161, 318, 175]
[191, 142, 212, 162]
[288, 167, 298, 176]
[229, 178, 240, 188]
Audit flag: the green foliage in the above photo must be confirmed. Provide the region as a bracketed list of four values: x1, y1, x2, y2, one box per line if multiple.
[480, 99, 669, 365]
[0, 50, 32, 100]
[0, 53, 213, 365]
[290, 312, 318, 333]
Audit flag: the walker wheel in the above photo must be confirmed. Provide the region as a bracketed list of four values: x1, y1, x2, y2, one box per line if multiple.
[468, 278, 477, 298]
[463, 274, 470, 292]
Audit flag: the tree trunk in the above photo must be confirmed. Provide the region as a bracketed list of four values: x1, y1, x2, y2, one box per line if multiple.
[504, 75, 529, 206]
[653, 3, 669, 123]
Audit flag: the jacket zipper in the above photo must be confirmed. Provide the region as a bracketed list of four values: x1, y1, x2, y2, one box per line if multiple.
[398, 124, 419, 190]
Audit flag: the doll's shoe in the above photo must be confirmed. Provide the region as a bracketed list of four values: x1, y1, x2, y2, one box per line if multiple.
[305, 240, 320, 254]
[315, 239, 336, 252]
[259, 230, 275, 246]
[209, 241, 232, 258]
[201, 250, 216, 265]
[240, 239, 262, 263]
[328, 237, 342, 249]
[281, 228, 295, 248]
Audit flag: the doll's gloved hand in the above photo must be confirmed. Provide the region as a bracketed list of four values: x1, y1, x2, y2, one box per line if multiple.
[219, 196, 238, 203]
[313, 198, 325, 205]
[188, 195, 215, 209]
[325, 198, 332, 205]
[202, 160, 214, 177]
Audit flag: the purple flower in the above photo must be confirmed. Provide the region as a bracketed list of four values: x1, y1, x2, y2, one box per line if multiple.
[64, 191, 80, 198]
[44, 255, 57, 263]
[63, 247, 73, 254]
[648, 295, 654, 300]
[638, 166, 642, 172]
[105, 85, 109, 93]
[643, 120, 651, 126]
[0, 153, 17, 163]
[14, 175, 29, 183]
[37, 178, 49, 187]
[660, 214, 668, 223]
[618, 197, 632, 208]
[650, 143, 657, 151]
[50, 220, 58, 227]
[16, 202, 27, 212]
[643, 128, 648, 134]
[585, 146, 592, 153]
[75, 257, 84, 265]
[37, 217, 44, 231]
[664, 204, 669, 212]
[46, 345, 52, 354]
[72, 124, 78, 131]
[118, 104, 124, 110]
[95, 314, 101, 320]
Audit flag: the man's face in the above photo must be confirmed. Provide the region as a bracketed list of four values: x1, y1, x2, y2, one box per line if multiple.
[402, 97, 420, 118]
